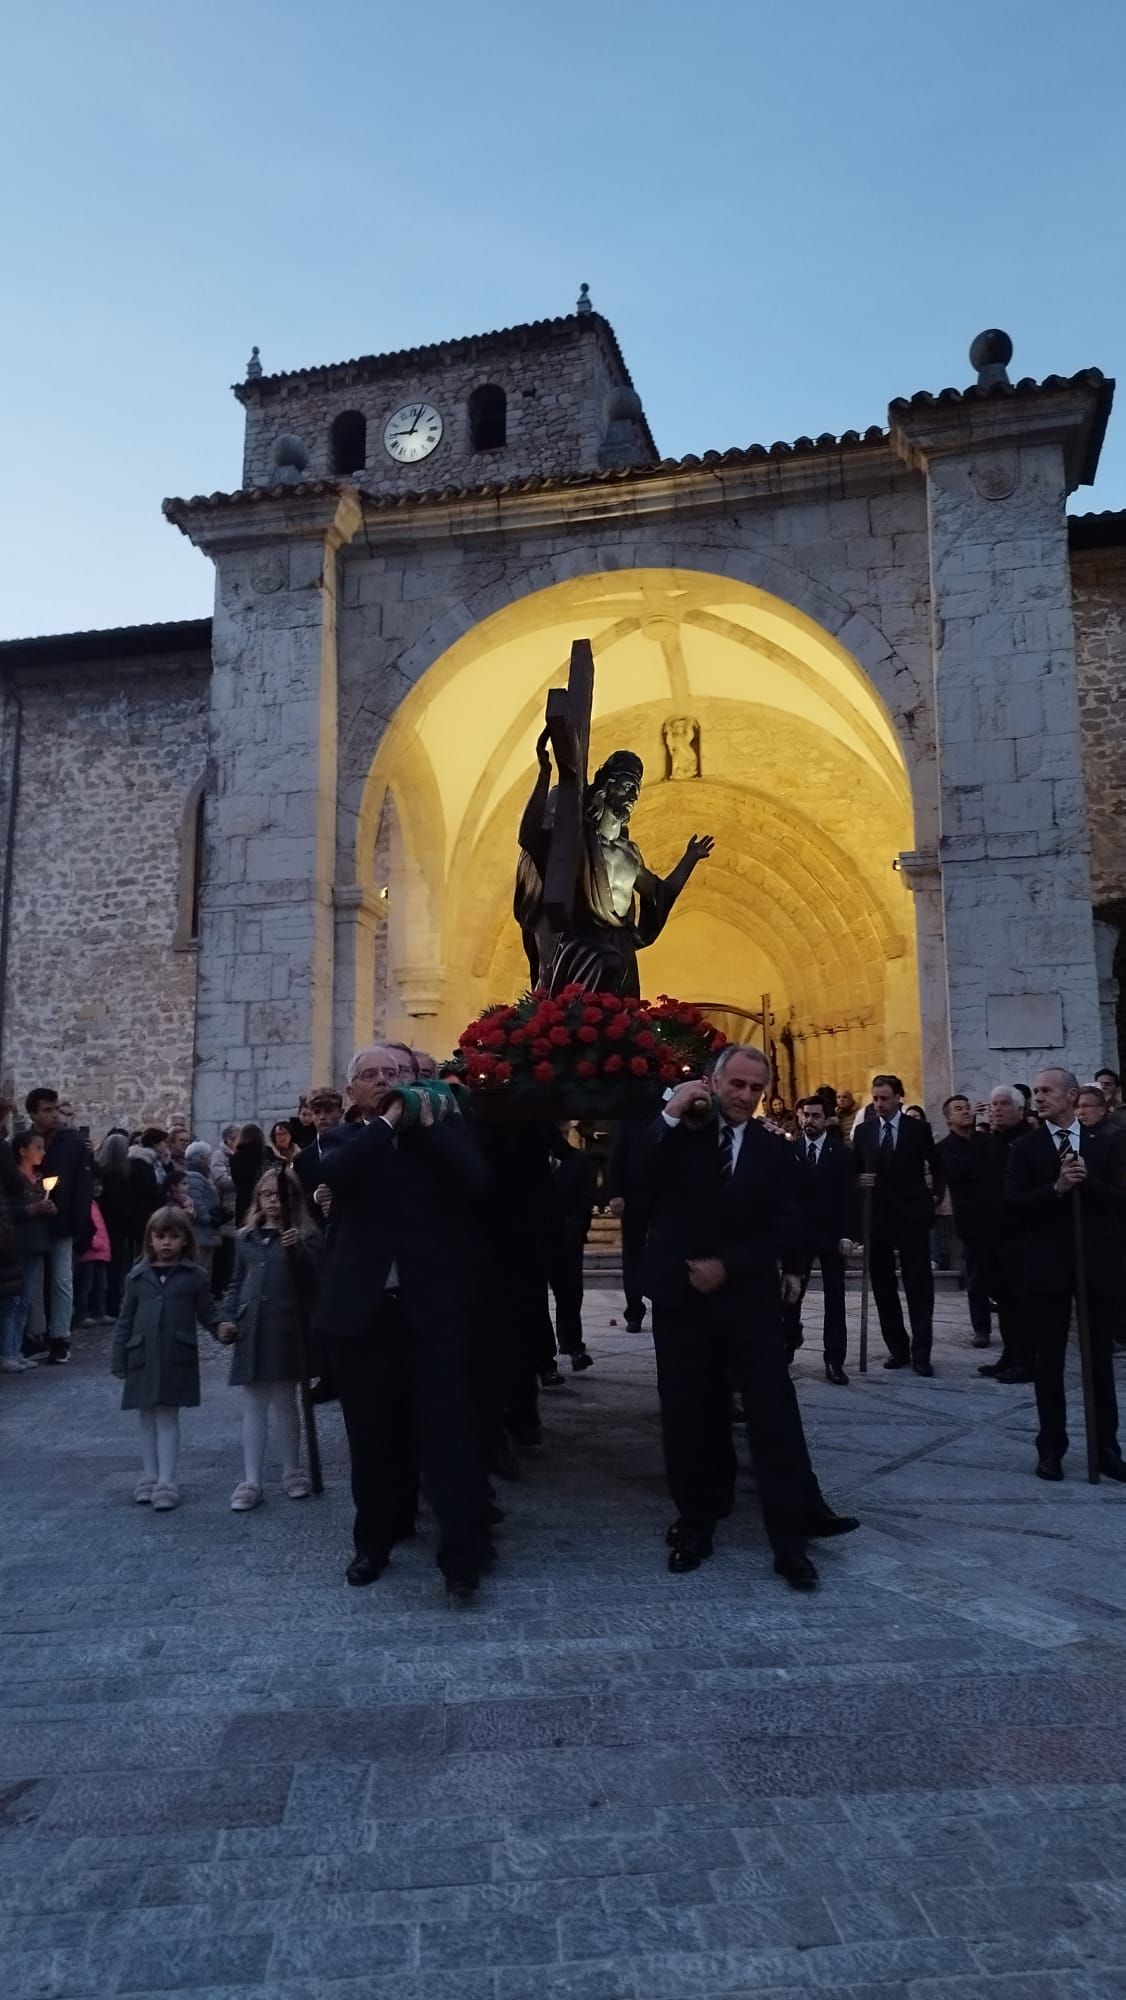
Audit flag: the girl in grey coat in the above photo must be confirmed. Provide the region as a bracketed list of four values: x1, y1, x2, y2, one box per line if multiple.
[218, 1169, 321, 1510]
[111, 1206, 219, 1510]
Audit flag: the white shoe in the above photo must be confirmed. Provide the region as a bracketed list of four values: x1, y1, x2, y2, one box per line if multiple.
[18, 1356, 40, 1369]
[230, 1481, 263, 1511]
[0, 1358, 23, 1374]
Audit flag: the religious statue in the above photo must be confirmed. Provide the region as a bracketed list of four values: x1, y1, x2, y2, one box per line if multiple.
[664, 715, 700, 781]
[514, 641, 714, 995]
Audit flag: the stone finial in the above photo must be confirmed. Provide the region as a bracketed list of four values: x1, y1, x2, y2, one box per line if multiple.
[246, 345, 263, 380]
[969, 329, 1013, 389]
[576, 281, 593, 316]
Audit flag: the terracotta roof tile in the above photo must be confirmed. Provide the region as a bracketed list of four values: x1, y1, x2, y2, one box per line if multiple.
[163, 424, 892, 530]
[0, 617, 211, 665]
[888, 366, 1108, 413]
[235, 311, 639, 397]
[1068, 508, 1126, 551]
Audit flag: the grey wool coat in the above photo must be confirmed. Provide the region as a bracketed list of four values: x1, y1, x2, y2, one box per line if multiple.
[111, 1259, 219, 1410]
[220, 1226, 321, 1387]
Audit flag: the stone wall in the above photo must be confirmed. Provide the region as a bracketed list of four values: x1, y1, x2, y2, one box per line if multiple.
[1072, 545, 1126, 907]
[238, 317, 643, 493]
[0, 656, 209, 1136]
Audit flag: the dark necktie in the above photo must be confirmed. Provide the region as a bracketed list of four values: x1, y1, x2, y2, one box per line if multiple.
[806, 1140, 817, 1167]
[1056, 1129, 1076, 1165]
[719, 1123, 735, 1179]
[880, 1119, 895, 1157]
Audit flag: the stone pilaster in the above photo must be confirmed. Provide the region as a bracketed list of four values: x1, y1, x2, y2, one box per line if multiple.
[172, 490, 363, 1133]
[892, 381, 1108, 1096]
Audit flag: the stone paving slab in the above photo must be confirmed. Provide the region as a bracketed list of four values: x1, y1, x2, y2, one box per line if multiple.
[2, 1289, 1126, 1996]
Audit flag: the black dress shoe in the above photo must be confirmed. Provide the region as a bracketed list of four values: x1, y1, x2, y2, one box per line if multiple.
[345, 1550, 387, 1586]
[805, 1509, 860, 1538]
[624, 1316, 644, 1333]
[445, 1570, 480, 1603]
[1000, 1368, 1035, 1384]
[774, 1551, 819, 1590]
[570, 1348, 594, 1373]
[883, 1355, 910, 1370]
[539, 1364, 566, 1389]
[1035, 1455, 1064, 1482]
[824, 1362, 849, 1385]
[912, 1360, 935, 1377]
[666, 1522, 713, 1572]
[1099, 1453, 1126, 1483]
[978, 1361, 1004, 1377]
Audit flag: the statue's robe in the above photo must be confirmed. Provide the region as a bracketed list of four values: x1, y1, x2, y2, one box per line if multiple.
[515, 813, 678, 997]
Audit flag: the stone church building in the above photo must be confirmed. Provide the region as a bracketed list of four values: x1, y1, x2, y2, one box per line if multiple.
[1, 297, 1124, 1137]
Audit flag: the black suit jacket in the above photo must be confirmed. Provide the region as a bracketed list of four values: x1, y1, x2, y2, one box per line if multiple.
[853, 1113, 945, 1229]
[1004, 1122, 1126, 1296]
[793, 1134, 856, 1251]
[313, 1114, 490, 1340]
[293, 1125, 349, 1226]
[936, 1129, 992, 1243]
[639, 1114, 801, 1309]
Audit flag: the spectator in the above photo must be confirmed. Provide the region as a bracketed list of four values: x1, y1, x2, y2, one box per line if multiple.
[74, 1179, 113, 1327]
[9, 1130, 54, 1366]
[268, 1121, 299, 1167]
[287, 1096, 317, 1152]
[26, 1086, 93, 1365]
[110, 1205, 219, 1511]
[1079, 1085, 1110, 1129]
[412, 1051, 439, 1080]
[0, 1172, 24, 1373]
[184, 1142, 222, 1280]
[231, 1123, 269, 1225]
[168, 1125, 192, 1166]
[389, 1043, 419, 1083]
[96, 1132, 132, 1318]
[1094, 1068, 1126, 1131]
[164, 1165, 194, 1216]
[211, 1124, 240, 1297]
[217, 1168, 320, 1509]
[126, 1128, 170, 1261]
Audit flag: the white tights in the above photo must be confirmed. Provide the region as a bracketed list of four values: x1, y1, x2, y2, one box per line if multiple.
[138, 1407, 181, 1486]
[242, 1382, 301, 1487]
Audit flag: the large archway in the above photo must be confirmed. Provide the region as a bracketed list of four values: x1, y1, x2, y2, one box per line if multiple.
[355, 569, 921, 1095]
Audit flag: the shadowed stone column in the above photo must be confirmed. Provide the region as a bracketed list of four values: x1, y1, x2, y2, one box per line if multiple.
[892, 344, 1111, 1097]
[170, 491, 362, 1133]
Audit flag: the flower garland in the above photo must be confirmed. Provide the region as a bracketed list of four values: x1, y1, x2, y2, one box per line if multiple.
[457, 986, 726, 1102]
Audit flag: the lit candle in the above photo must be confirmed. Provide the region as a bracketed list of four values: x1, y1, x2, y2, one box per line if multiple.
[41, 1176, 59, 1195]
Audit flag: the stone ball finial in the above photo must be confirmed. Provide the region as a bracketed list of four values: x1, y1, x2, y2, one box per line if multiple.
[969, 328, 1013, 388]
[576, 281, 593, 316]
[246, 344, 263, 380]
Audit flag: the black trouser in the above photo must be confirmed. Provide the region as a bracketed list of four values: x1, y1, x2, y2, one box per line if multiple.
[548, 1226, 587, 1356]
[869, 1219, 934, 1361]
[963, 1243, 991, 1337]
[329, 1292, 487, 1573]
[651, 1290, 822, 1559]
[989, 1264, 1034, 1376]
[621, 1210, 649, 1324]
[783, 1243, 847, 1366]
[1028, 1289, 1120, 1462]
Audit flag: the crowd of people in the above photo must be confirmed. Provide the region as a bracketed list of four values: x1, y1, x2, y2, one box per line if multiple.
[1, 1044, 1123, 1603]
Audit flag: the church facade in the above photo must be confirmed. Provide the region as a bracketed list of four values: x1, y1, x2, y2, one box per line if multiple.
[1, 300, 1124, 1136]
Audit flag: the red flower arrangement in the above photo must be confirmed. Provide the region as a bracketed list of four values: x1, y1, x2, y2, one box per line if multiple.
[456, 986, 726, 1114]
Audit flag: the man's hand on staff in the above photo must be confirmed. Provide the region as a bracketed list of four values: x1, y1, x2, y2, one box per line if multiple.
[1057, 1155, 1087, 1194]
[858, 1171, 877, 1190]
[781, 1273, 803, 1307]
[313, 1184, 333, 1215]
[665, 1078, 709, 1120]
[217, 1321, 237, 1344]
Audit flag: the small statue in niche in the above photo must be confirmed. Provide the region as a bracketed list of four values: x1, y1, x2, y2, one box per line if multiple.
[664, 715, 701, 781]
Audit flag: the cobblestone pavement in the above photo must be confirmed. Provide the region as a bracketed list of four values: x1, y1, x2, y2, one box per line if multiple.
[3, 1286, 1126, 2000]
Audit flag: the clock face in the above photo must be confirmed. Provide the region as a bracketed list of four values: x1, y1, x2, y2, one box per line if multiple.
[383, 402, 443, 463]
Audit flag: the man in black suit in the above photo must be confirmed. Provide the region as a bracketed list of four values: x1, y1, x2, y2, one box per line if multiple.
[1005, 1066, 1126, 1482]
[784, 1095, 857, 1384]
[936, 1093, 994, 1349]
[642, 1045, 858, 1592]
[292, 1087, 346, 1228]
[315, 1044, 494, 1598]
[852, 1075, 946, 1375]
[973, 1085, 1036, 1384]
[605, 1118, 653, 1331]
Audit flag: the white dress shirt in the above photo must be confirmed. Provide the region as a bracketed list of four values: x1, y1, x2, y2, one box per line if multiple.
[802, 1131, 826, 1165]
[1046, 1119, 1082, 1153]
[661, 1106, 747, 1167]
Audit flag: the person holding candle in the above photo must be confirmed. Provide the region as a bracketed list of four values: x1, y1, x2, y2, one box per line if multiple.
[5, 1131, 56, 1367]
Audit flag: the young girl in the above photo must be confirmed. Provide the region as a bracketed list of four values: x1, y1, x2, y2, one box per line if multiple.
[74, 1178, 112, 1326]
[218, 1169, 319, 1510]
[111, 1206, 218, 1509]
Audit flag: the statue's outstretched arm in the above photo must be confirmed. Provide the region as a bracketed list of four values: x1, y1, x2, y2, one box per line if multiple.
[660, 833, 715, 903]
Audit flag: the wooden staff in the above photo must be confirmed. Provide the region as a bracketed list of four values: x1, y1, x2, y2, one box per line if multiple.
[276, 1167, 324, 1496]
[858, 1183, 873, 1374]
[1070, 1179, 1101, 1485]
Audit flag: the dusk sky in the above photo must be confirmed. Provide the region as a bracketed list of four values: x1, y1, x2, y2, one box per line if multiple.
[4, 0, 1124, 638]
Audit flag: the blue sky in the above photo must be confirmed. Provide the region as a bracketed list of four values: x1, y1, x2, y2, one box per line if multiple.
[3, 0, 1123, 638]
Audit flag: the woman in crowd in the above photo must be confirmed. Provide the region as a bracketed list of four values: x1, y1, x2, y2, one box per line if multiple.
[9, 1131, 56, 1366]
[96, 1131, 132, 1318]
[268, 1122, 300, 1168]
[231, 1124, 269, 1226]
[126, 1128, 170, 1262]
[184, 1141, 222, 1281]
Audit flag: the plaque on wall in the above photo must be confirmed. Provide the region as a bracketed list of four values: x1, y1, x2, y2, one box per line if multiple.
[985, 993, 1064, 1049]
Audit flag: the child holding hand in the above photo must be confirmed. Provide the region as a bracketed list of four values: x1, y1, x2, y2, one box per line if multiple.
[218, 1169, 319, 1510]
[111, 1206, 219, 1509]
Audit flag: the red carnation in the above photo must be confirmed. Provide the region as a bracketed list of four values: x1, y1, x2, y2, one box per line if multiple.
[603, 1053, 624, 1074]
[533, 1060, 556, 1083]
[472, 1053, 497, 1078]
[605, 1018, 628, 1042]
[636, 1030, 656, 1050]
[575, 1059, 596, 1079]
[601, 995, 623, 1013]
[629, 1055, 650, 1077]
[531, 1037, 551, 1057]
[581, 1009, 602, 1027]
[548, 1026, 570, 1047]
[494, 1061, 513, 1082]
[577, 1025, 598, 1044]
[659, 1063, 679, 1082]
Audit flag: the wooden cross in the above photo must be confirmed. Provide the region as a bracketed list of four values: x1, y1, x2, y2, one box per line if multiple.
[542, 638, 594, 935]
